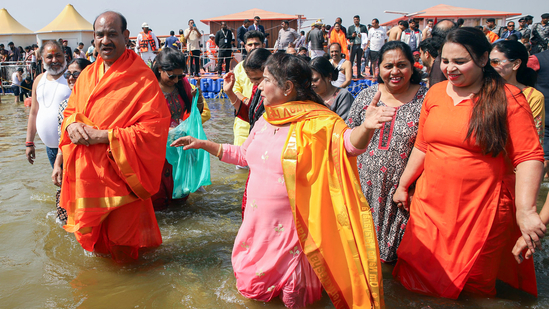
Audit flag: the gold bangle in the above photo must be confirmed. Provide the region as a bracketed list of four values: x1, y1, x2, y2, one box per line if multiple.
[216, 144, 223, 158]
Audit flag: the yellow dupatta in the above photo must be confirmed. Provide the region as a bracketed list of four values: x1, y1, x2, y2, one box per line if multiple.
[264, 101, 384, 309]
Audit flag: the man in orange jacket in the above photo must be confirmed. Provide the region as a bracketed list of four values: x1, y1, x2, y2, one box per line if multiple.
[60, 11, 170, 262]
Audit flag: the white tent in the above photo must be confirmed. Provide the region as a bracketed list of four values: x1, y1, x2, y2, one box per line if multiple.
[0, 8, 36, 47]
[35, 4, 93, 50]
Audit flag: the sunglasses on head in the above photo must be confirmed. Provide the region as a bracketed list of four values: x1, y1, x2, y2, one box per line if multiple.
[64, 71, 81, 79]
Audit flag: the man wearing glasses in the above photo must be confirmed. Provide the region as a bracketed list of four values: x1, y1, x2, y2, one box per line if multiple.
[501, 21, 522, 40]
[248, 16, 265, 34]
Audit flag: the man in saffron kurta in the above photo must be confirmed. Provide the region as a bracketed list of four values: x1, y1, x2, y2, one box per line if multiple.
[59, 12, 170, 261]
[330, 23, 349, 59]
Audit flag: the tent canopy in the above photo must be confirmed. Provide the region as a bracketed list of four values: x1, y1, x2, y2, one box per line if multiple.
[0, 8, 34, 35]
[36, 4, 93, 33]
[200, 8, 305, 25]
[381, 4, 521, 26]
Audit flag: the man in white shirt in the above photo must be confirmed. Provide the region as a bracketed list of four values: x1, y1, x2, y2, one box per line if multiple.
[366, 18, 387, 77]
[86, 40, 96, 62]
[422, 20, 434, 40]
[11, 67, 23, 103]
[26, 40, 71, 167]
[274, 20, 300, 52]
[294, 31, 306, 49]
[184, 19, 203, 77]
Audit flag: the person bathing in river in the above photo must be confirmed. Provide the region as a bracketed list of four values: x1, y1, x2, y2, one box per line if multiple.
[52, 58, 92, 224]
[26, 40, 72, 168]
[59, 11, 171, 262]
[223, 48, 272, 218]
[490, 40, 544, 145]
[171, 53, 386, 308]
[224, 48, 272, 132]
[393, 27, 545, 298]
[150, 47, 209, 210]
[346, 41, 427, 263]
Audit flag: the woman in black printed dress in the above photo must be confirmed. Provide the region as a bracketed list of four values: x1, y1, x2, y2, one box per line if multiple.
[346, 41, 428, 262]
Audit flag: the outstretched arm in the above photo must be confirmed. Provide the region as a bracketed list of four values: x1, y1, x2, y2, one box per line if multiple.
[171, 136, 222, 158]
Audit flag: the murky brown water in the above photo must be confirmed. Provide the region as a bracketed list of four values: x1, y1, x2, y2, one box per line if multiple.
[1, 96, 548, 308]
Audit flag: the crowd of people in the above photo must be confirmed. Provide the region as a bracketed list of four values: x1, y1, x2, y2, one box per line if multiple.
[13, 8, 549, 309]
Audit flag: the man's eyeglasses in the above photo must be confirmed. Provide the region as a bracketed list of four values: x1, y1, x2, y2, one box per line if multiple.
[490, 58, 514, 66]
[64, 71, 81, 79]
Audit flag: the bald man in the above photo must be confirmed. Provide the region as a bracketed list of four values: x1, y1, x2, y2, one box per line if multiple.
[59, 11, 171, 262]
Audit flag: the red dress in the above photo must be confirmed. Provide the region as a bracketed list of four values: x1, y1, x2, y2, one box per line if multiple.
[393, 81, 544, 298]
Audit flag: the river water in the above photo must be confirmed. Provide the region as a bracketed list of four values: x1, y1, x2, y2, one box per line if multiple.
[1, 96, 549, 308]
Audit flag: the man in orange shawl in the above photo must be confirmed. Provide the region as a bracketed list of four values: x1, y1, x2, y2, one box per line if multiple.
[330, 23, 349, 58]
[484, 26, 499, 43]
[59, 11, 170, 262]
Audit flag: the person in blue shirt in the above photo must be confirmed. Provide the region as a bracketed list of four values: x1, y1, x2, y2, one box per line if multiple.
[164, 30, 181, 49]
[500, 21, 522, 40]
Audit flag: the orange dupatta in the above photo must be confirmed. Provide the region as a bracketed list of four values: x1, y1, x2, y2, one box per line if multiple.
[59, 50, 170, 241]
[264, 101, 384, 309]
[330, 29, 349, 58]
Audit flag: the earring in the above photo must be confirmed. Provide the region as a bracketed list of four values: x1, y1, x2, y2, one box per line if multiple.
[284, 93, 288, 96]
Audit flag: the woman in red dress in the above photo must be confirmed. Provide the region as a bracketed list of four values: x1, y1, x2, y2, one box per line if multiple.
[393, 27, 546, 298]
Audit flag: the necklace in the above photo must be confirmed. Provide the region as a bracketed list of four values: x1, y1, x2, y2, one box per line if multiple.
[323, 87, 339, 106]
[42, 75, 60, 109]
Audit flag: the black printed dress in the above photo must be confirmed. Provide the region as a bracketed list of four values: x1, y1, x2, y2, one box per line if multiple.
[346, 84, 427, 262]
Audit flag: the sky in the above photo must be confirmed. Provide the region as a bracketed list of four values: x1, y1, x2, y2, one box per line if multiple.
[4, 0, 548, 37]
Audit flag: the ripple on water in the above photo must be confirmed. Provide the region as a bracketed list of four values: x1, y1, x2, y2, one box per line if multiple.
[2, 98, 549, 308]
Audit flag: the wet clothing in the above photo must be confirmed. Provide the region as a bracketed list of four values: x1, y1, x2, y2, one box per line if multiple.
[59, 50, 170, 261]
[346, 84, 427, 262]
[393, 81, 544, 298]
[222, 102, 383, 308]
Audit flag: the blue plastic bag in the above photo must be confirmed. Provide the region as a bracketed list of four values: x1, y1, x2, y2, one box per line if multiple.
[165, 91, 211, 198]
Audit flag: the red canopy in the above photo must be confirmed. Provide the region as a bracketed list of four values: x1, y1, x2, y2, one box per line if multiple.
[381, 4, 521, 26]
[200, 8, 305, 25]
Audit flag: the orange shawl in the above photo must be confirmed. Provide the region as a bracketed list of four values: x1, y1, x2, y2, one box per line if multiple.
[59, 50, 170, 248]
[486, 31, 499, 43]
[264, 102, 384, 309]
[330, 29, 349, 58]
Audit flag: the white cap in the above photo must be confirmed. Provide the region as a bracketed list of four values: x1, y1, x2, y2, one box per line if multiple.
[209, 34, 215, 37]
[142, 22, 149, 28]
